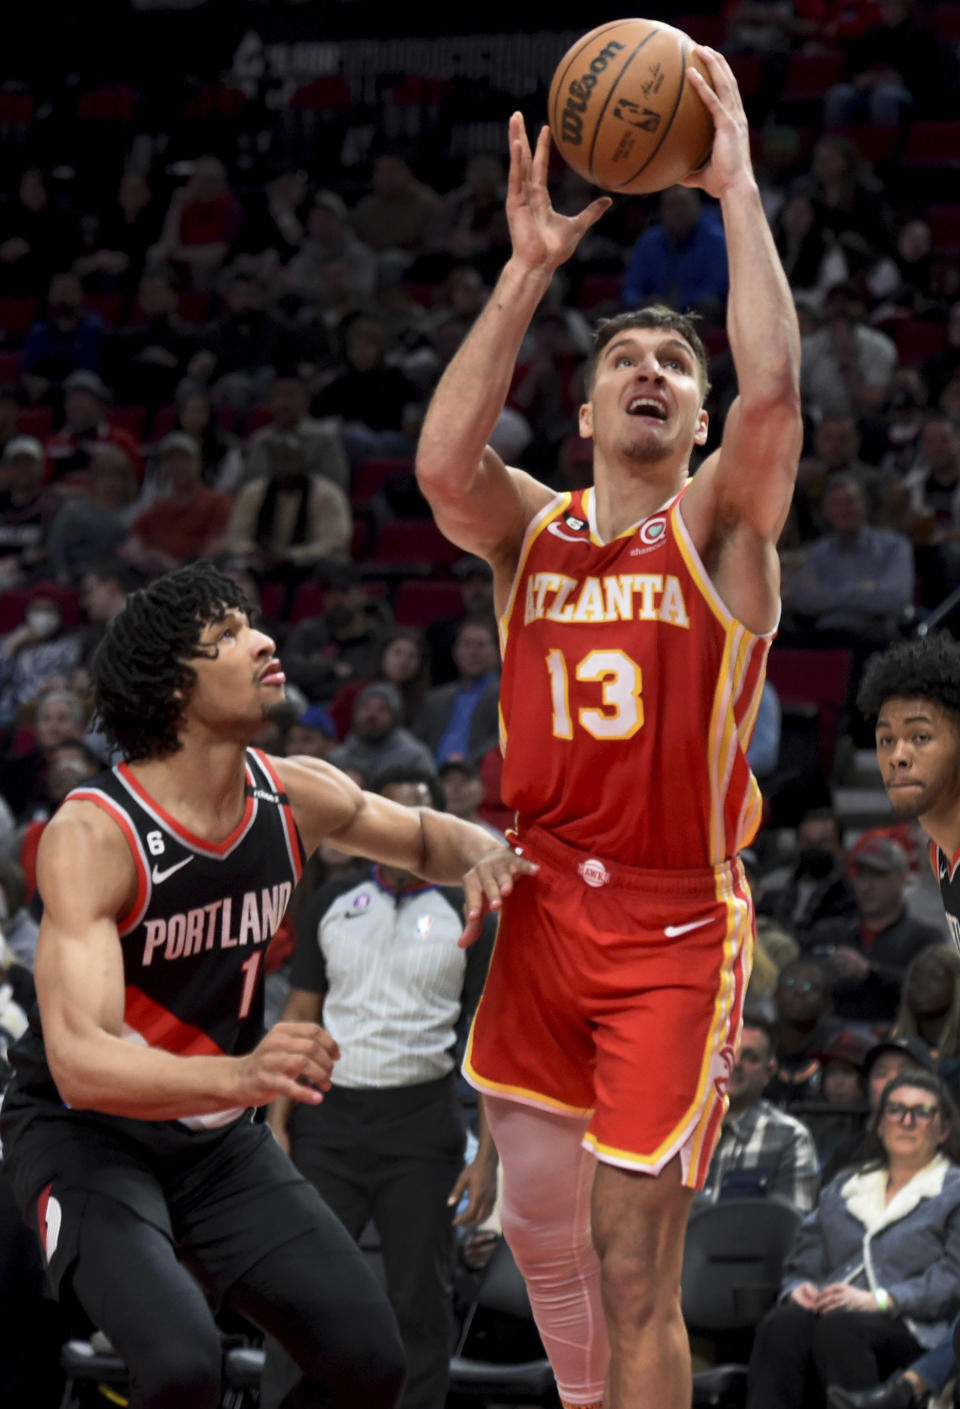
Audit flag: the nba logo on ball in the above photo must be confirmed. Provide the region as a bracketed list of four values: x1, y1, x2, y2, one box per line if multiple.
[578, 858, 611, 888]
[548, 18, 715, 195]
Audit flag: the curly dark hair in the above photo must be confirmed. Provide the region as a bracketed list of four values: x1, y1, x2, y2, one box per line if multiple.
[856, 633, 960, 726]
[91, 561, 254, 762]
[586, 306, 711, 399]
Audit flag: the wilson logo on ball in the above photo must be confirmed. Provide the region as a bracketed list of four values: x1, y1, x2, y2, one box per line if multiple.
[560, 40, 627, 146]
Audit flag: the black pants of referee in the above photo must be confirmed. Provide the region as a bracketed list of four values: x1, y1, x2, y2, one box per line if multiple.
[745, 1301, 923, 1409]
[267, 1074, 465, 1409]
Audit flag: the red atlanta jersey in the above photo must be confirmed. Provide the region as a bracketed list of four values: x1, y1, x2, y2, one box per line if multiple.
[9, 749, 303, 1130]
[498, 485, 772, 869]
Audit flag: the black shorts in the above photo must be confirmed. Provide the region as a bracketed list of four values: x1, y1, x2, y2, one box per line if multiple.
[2, 1098, 324, 1303]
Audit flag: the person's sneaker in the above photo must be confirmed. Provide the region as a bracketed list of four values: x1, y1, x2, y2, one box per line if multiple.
[828, 1375, 927, 1409]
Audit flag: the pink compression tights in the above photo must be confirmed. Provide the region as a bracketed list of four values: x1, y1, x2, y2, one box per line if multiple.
[484, 1094, 609, 1406]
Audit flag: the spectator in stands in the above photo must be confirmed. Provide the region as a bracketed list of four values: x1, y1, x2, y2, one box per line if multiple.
[311, 314, 420, 465]
[284, 189, 377, 305]
[328, 627, 431, 739]
[105, 268, 197, 413]
[762, 807, 858, 944]
[794, 413, 888, 540]
[150, 155, 243, 289]
[783, 476, 914, 649]
[353, 154, 442, 260]
[73, 169, 162, 300]
[0, 594, 81, 726]
[622, 186, 729, 324]
[702, 1013, 821, 1208]
[44, 369, 141, 484]
[810, 1029, 872, 1173]
[437, 758, 505, 844]
[893, 413, 960, 608]
[868, 220, 940, 322]
[804, 835, 944, 1023]
[773, 192, 848, 310]
[282, 561, 393, 702]
[800, 281, 898, 420]
[794, 138, 896, 275]
[0, 168, 76, 295]
[0, 435, 56, 587]
[244, 371, 350, 493]
[868, 368, 928, 480]
[742, 849, 800, 1018]
[424, 555, 495, 686]
[924, 299, 960, 405]
[822, 0, 957, 128]
[328, 682, 437, 779]
[746, 1071, 960, 1409]
[414, 617, 500, 768]
[766, 958, 844, 1106]
[122, 432, 232, 574]
[0, 388, 20, 462]
[893, 946, 960, 1059]
[75, 558, 135, 676]
[20, 271, 104, 401]
[430, 154, 509, 277]
[191, 268, 298, 414]
[230, 166, 308, 280]
[818, 1034, 937, 1183]
[722, 0, 826, 124]
[0, 685, 87, 819]
[0, 855, 39, 969]
[283, 703, 338, 761]
[265, 765, 497, 1409]
[221, 433, 351, 602]
[45, 443, 139, 582]
[170, 382, 243, 491]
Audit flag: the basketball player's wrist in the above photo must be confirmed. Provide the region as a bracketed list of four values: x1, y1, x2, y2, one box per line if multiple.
[502, 255, 557, 294]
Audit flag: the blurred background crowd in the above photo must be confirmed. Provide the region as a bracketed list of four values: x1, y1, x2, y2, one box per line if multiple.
[2, 0, 960, 1406]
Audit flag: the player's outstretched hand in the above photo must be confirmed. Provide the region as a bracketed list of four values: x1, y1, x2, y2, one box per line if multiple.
[682, 47, 752, 199]
[460, 844, 539, 948]
[235, 1021, 341, 1107]
[506, 111, 611, 276]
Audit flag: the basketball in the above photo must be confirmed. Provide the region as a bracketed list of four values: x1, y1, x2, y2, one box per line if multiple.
[548, 18, 715, 196]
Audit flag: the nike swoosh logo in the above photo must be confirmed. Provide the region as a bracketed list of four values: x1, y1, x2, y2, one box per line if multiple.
[664, 918, 713, 938]
[152, 856, 194, 884]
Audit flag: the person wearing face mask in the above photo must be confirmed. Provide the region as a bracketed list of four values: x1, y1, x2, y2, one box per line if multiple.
[761, 808, 859, 948]
[0, 596, 81, 726]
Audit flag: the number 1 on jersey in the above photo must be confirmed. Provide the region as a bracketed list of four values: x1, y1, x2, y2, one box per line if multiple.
[238, 952, 262, 1020]
[546, 648, 645, 741]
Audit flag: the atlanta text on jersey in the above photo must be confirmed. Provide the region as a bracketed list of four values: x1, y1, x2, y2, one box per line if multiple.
[524, 572, 690, 629]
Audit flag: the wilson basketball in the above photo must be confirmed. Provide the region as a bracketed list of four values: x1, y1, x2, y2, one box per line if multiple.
[548, 18, 715, 196]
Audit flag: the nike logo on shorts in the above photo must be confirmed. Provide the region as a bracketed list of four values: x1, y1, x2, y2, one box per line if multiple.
[664, 917, 713, 938]
[152, 856, 194, 884]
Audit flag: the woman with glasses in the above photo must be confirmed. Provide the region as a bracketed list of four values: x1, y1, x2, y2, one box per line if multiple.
[744, 1070, 960, 1409]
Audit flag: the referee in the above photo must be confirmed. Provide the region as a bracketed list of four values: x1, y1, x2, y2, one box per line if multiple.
[266, 764, 498, 1409]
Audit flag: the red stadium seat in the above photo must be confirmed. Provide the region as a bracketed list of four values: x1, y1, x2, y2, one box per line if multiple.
[904, 121, 960, 165]
[351, 457, 412, 507]
[727, 54, 765, 100]
[76, 85, 140, 122]
[838, 125, 898, 165]
[925, 204, 960, 256]
[783, 48, 845, 98]
[765, 647, 851, 774]
[177, 290, 215, 324]
[16, 406, 53, 438]
[289, 77, 353, 111]
[0, 350, 21, 383]
[393, 580, 464, 628]
[578, 274, 623, 311]
[895, 319, 947, 366]
[366, 519, 463, 572]
[929, 3, 960, 37]
[108, 405, 147, 439]
[149, 405, 177, 441]
[243, 405, 275, 437]
[87, 293, 124, 327]
[0, 295, 37, 338]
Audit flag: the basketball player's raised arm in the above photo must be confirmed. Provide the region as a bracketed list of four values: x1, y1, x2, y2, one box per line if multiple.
[416, 114, 610, 563]
[278, 755, 537, 944]
[682, 48, 802, 549]
[36, 804, 340, 1119]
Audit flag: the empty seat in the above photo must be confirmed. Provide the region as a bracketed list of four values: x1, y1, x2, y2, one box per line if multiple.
[366, 519, 462, 572]
[393, 579, 464, 628]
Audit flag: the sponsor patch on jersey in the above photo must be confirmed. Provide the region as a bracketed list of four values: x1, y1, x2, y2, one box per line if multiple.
[547, 512, 590, 543]
[353, 892, 371, 909]
[578, 857, 611, 888]
[564, 513, 588, 531]
[629, 515, 668, 557]
[416, 914, 433, 938]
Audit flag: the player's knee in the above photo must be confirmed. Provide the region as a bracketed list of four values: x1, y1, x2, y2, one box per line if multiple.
[304, 1299, 406, 1407]
[599, 1247, 680, 1334]
[132, 1332, 221, 1409]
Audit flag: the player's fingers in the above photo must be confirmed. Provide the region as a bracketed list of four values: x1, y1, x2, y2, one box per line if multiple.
[686, 65, 723, 114]
[531, 123, 552, 188]
[459, 911, 483, 949]
[573, 196, 614, 233]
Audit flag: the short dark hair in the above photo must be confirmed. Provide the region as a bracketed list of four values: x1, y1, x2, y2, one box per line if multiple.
[369, 764, 445, 812]
[739, 1011, 776, 1057]
[586, 307, 711, 399]
[860, 1069, 960, 1167]
[91, 561, 254, 762]
[857, 633, 960, 726]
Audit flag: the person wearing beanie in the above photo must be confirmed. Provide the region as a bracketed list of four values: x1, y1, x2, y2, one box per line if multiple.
[328, 683, 436, 781]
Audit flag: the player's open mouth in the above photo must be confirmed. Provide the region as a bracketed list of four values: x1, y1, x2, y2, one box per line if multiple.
[626, 396, 667, 420]
[259, 663, 286, 686]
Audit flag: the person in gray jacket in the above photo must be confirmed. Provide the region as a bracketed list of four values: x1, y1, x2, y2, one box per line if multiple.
[745, 1070, 960, 1409]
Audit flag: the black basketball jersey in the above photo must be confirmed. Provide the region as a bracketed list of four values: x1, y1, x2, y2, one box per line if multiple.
[933, 841, 960, 954]
[8, 748, 304, 1130]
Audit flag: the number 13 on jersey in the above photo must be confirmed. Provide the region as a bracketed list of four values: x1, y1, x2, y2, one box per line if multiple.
[546, 648, 644, 741]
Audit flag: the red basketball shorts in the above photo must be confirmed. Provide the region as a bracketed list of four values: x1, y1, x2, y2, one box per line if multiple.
[464, 825, 754, 1190]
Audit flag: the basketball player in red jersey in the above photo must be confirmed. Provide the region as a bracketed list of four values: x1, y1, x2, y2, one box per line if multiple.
[0, 561, 533, 1409]
[415, 48, 802, 1409]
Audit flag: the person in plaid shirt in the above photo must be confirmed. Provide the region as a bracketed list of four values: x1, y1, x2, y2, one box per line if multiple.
[702, 1013, 821, 1210]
